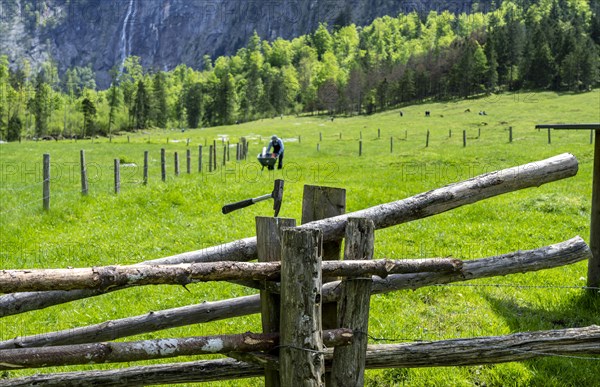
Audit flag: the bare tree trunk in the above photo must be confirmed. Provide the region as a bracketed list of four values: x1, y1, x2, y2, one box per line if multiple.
[1, 326, 598, 387]
[0, 237, 589, 350]
[0, 329, 352, 371]
[0, 154, 578, 316]
[0, 258, 462, 293]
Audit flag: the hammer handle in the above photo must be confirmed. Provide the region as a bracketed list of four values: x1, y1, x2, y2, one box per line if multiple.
[222, 198, 255, 214]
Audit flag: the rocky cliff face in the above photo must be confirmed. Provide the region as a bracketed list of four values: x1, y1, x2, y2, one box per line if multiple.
[0, 0, 493, 88]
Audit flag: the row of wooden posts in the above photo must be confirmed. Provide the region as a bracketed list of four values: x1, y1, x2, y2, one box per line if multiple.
[41, 139, 249, 209]
[38, 128, 596, 209]
[1, 154, 599, 386]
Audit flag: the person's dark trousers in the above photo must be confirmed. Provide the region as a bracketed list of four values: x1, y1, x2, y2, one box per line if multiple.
[278, 152, 284, 169]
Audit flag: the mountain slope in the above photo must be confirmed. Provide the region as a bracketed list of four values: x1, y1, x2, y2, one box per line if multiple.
[0, 0, 495, 87]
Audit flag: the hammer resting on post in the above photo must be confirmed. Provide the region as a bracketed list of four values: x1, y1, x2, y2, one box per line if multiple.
[222, 179, 284, 217]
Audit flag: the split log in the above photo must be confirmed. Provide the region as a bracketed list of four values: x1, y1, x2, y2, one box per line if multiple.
[1, 326, 597, 386]
[0, 329, 352, 370]
[0, 237, 589, 350]
[0, 258, 462, 293]
[0, 153, 579, 316]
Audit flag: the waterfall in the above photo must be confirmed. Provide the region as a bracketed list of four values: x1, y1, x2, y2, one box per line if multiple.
[118, 0, 137, 73]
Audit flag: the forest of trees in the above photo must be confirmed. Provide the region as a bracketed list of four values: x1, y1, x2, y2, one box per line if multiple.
[0, 0, 598, 141]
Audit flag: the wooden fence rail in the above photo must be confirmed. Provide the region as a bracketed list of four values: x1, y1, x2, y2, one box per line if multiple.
[0, 153, 577, 317]
[1, 325, 598, 387]
[0, 329, 353, 370]
[0, 236, 589, 350]
[0, 258, 462, 293]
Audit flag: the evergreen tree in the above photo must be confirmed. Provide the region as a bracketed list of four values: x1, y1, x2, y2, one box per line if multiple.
[29, 72, 51, 137]
[7, 114, 22, 142]
[215, 73, 236, 125]
[107, 67, 121, 137]
[152, 71, 168, 128]
[185, 82, 203, 128]
[81, 96, 97, 137]
[133, 80, 150, 129]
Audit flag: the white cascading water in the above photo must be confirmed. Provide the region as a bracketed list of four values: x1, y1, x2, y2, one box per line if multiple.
[118, 0, 137, 73]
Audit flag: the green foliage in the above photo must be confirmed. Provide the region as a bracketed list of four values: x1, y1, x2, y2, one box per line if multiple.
[133, 80, 150, 130]
[6, 114, 22, 142]
[2, 0, 598, 136]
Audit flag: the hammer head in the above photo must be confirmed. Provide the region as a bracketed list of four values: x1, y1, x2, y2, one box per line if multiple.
[272, 179, 284, 217]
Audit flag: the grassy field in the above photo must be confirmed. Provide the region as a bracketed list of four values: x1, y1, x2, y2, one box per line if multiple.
[1, 90, 599, 386]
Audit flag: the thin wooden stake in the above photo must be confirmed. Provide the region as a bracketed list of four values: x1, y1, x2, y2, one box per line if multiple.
[588, 129, 600, 289]
[463, 130, 467, 147]
[80, 150, 88, 196]
[186, 149, 191, 174]
[426, 130, 430, 147]
[198, 145, 203, 173]
[42, 154, 50, 211]
[174, 152, 180, 176]
[161, 148, 166, 181]
[114, 159, 120, 194]
[509, 127, 513, 143]
[548, 128, 552, 144]
[143, 151, 148, 185]
[390, 136, 393, 153]
[359, 140, 362, 156]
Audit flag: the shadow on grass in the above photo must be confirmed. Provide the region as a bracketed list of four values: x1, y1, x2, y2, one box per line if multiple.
[483, 291, 600, 386]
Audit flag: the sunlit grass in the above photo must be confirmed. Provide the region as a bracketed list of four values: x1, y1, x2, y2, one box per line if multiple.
[0, 90, 599, 385]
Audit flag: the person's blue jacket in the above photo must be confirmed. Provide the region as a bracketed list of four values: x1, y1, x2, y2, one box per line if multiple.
[267, 136, 284, 157]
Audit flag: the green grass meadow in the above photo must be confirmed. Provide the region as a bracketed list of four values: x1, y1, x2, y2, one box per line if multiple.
[1, 90, 599, 386]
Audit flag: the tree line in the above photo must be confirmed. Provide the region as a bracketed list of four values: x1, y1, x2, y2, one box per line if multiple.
[0, 0, 598, 141]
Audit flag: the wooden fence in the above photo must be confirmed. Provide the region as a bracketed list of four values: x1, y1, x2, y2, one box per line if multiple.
[1, 153, 599, 386]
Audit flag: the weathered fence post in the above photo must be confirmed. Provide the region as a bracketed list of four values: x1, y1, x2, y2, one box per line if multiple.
[186, 149, 191, 174]
[331, 217, 374, 386]
[280, 227, 324, 386]
[114, 159, 120, 194]
[256, 216, 296, 387]
[426, 130, 430, 147]
[222, 145, 226, 166]
[463, 130, 467, 147]
[378, 128, 380, 138]
[301, 185, 346, 384]
[588, 128, 600, 289]
[390, 136, 393, 153]
[208, 145, 213, 172]
[80, 150, 88, 196]
[509, 127, 513, 143]
[161, 148, 166, 182]
[359, 140, 362, 156]
[198, 145, 203, 173]
[213, 140, 217, 169]
[548, 128, 552, 144]
[143, 151, 148, 185]
[174, 152, 180, 176]
[42, 154, 50, 211]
